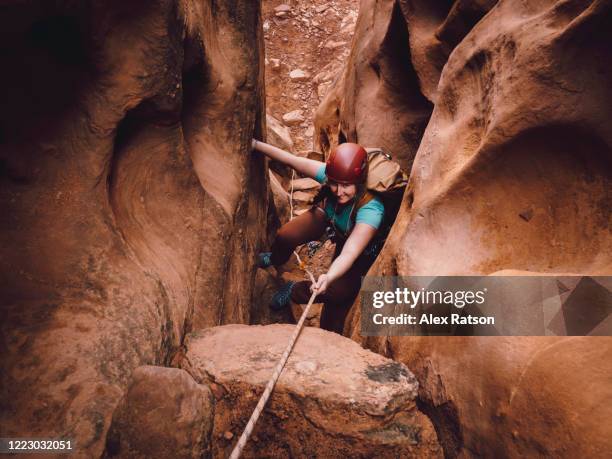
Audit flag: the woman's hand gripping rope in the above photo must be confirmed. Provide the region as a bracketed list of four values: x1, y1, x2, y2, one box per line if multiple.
[310, 273, 329, 295]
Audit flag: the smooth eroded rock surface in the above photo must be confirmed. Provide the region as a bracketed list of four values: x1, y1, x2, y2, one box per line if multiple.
[182, 324, 442, 458]
[104, 366, 214, 459]
[0, 1, 266, 456]
[320, 0, 612, 457]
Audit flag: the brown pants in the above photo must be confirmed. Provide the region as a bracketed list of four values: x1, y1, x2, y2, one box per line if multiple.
[270, 206, 376, 335]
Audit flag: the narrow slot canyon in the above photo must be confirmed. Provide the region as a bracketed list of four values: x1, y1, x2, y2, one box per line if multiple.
[0, 1, 610, 458]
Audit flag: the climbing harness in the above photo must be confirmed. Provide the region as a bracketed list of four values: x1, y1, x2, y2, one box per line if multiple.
[306, 240, 322, 257]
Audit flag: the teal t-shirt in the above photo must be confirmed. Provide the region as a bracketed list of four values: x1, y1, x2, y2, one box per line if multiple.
[314, 164, 385, 234]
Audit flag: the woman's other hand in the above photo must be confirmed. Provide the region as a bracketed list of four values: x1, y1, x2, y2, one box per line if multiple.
[251, 138, 259, 151]
[311, 274, 330, 295]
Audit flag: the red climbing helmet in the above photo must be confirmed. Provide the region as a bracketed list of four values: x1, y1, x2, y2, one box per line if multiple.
[326, 142, 368, 184]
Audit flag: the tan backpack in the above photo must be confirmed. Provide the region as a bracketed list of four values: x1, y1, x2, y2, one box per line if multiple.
[363, 147, 408, 195]
[352, 147, 408, 212]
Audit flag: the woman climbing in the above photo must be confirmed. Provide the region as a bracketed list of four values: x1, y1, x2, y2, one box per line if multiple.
[252, 139, 386, 335]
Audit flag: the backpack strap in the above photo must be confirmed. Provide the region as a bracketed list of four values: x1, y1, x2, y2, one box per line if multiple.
[356, 190, 376, 210]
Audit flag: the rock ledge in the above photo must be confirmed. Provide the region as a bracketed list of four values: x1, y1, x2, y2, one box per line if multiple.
[182, 324, 442, 458]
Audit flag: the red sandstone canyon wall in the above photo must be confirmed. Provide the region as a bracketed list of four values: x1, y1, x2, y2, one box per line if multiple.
[0, 1, 268, 456]
[316, 0, 612, 456]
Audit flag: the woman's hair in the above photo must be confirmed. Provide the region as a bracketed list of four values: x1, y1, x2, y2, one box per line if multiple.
[312, 184, 332, 206]
[356, 183, 366, 198]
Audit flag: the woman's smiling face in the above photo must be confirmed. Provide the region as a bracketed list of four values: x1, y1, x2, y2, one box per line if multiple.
[328, 181, 357, 204]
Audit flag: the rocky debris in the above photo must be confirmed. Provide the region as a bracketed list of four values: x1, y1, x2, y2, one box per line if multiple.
[293, 208, 312, 216]
[339, 9, 358, 31]
[289, 69, 310, 81]
[266, 113, 294, 151]
[310, 53, 348, 105]
[333, 0, 612, 456]
[290, 190, 313, 203]
[181, 324, 442, 458]
[274, 4, 292, 14]
[313, 59, 345, 87]
[263, 0, 359, 153]
[296, 149, 325, 162]
[274, 4, 292, 18]
[291, 177, 321, 191]
[286, 181, 318, 217]
[317, 81, 332, 99]
[324, 40, 347, 49]
[0, 1, 267, 456]
[269, 170, 291, 223]
[269, 58, 281, 71]
[282, 109, 306, 126]
[105, 366, 213, 459]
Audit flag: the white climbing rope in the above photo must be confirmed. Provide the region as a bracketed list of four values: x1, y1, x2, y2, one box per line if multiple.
[228, 287, 317, 459]
[229, 169, 319, 459]
[290, 169, 296, 219]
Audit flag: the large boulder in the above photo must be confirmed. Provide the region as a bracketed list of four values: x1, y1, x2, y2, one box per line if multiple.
[318, 0, 612, 456]
[0, 1, 267, 456]
[268, 170, 291, 223]
[181, 324, 442, 458]
[104, 366, 214, 459]
[266, 113, 294, 152]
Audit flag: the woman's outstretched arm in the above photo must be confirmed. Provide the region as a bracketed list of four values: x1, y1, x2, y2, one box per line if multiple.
[311, 223, 377, 294]
[252, 139, 324, 179]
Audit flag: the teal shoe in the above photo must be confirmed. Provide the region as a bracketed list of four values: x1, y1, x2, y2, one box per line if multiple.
[270, 281, 295, 311]
[257, 252, 272, 269]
